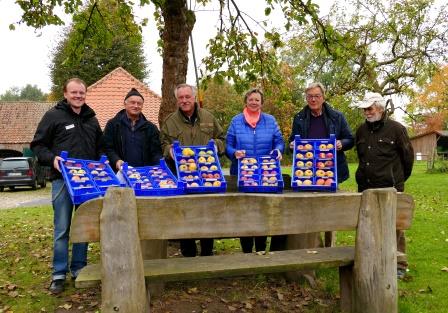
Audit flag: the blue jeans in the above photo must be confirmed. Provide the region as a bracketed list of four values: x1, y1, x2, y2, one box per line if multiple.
[51, 179, 88, 280]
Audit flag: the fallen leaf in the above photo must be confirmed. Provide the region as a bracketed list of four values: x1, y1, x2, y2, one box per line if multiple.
[244, 301, 253, 309]
[220, 297, 229, 304]
[59, 303, 73, 310]
[277, 292, 284, 300]
[228, 305, 237, 311]
[187, 287, 198, 294]
[8, 291, 19, 298]
[441, 267, 448, 272]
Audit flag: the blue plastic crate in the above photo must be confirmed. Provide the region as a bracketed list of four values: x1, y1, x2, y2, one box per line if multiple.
[59, 151, 122, 204]
[173, 140, 227, 194]
[120, 159, 185, 196]
[237, 155, 283, 193]
[291, 135, 338, 192]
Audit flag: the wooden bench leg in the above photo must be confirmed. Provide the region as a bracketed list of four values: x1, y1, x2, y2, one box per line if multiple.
[353, 188, 398, 313]
[100, 188, 149, 313]
[339, 265, 353, 313]
[141, 239, 167, 299]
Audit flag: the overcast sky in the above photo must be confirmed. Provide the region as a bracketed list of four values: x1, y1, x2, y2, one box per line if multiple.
[0, 1, 334, 96]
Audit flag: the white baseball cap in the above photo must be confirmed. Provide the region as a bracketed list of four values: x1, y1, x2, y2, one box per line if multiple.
[357, 92, 386, 109]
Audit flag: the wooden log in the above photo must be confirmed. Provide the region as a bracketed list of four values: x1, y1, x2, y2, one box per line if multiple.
[100, 187, 149, 313]
[353, 188, 397, 313]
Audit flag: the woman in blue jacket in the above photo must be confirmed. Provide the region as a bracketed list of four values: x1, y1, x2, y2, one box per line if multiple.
[226, 88, 284, 253]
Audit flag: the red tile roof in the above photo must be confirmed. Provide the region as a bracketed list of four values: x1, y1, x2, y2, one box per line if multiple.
[86, 67, 161, 128]
[0, 101, 55, 144]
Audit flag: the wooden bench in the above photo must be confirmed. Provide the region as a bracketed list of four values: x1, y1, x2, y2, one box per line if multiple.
[70, 187, 414, 313]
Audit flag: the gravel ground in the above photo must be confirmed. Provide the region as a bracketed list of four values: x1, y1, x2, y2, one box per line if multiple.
[0, 184, 52, 209]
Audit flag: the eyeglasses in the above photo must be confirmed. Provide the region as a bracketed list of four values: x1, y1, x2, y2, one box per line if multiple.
[306, 94, 322, 100]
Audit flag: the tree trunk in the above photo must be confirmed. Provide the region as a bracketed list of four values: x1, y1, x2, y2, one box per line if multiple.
[159, 0, 196, 125]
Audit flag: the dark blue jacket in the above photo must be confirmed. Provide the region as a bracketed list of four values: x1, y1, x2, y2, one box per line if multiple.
[289, 102, 354, 183]
[226, 112, 285, 175]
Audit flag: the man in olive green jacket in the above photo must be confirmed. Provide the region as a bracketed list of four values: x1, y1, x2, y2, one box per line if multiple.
[160, 83, 225, 257]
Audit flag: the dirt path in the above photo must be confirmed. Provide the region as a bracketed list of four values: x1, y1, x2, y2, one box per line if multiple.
[0, 185, 51, 209]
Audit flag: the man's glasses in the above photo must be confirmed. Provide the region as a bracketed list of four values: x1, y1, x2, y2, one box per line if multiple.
[306, 94, 322, 100]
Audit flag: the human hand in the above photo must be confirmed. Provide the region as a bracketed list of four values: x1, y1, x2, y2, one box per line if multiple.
[270, 149, 282, 160]
[116, 160, 124, 171]
[53, 156, 64, 173]
[235, 150, 246, 159]
[336, 140, 342, 151]
[289, 141, 294, 149]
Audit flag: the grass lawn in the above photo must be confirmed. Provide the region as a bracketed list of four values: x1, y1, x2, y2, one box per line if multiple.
[0, 161, 447, 312]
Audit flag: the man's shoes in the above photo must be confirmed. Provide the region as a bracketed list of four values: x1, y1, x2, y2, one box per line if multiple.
[49, 279, 65, 294]
[397, 269, 406, 280]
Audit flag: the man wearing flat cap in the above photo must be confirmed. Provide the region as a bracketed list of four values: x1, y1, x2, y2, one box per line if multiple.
[103, 88, 162, 171]
[355, 92, 414, 279]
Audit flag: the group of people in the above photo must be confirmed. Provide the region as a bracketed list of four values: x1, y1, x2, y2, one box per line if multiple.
[30, 78, 414, 294]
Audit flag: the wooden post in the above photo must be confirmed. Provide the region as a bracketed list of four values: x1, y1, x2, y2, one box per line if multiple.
[100, 188, 149, 313]
[141, 239, 167, 299]
[353, 188, 397, 313]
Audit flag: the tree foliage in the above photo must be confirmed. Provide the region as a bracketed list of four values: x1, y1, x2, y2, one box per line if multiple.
[281, 0, 448, 99]
[50, 0, 147, 99]
[0, 85, 47, 101]
[407, 65, 448, 133]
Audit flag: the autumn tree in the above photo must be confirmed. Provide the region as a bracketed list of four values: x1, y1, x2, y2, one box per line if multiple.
[407, 65, 448, 133]
[12, 0, 325, 124]
[280, 0, 448, 115]
[49, 0, 147, 99]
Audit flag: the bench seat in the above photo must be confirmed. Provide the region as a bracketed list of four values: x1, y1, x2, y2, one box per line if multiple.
[76, 246, 355, 288]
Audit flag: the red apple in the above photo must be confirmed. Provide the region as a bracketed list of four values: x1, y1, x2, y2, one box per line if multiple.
[325, 178, 334, 186]
[316, 178, 325, 185]
[317, 162, 325, 168]
[319, 153, 326, 159]
[325, 160, 334, 167]
[326, 152, 334, 158]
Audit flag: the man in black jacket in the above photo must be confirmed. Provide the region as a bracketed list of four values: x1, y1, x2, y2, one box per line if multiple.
[355, 92, 414, 278]
[103, 88, 162, 171]
[31, 78, 103, 294]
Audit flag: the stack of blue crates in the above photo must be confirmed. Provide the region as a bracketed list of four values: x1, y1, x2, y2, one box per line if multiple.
[291, 134, 338, 192]
[173, 140, 226, 194]
[237, 155, 283, 193]
[59, 151, 122, 204]
[120, 159, 184, 196]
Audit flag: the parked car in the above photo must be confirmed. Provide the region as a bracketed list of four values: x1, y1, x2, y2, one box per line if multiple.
[0, 157, 46, 191]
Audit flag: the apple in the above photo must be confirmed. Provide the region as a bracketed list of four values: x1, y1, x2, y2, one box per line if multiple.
[303, 179, 312, 185]
[296, 180, 303, 186]
[326, 152, 334, 158]
[204, 181, 213, 187]
[262, 170, 269, 175]
[207, 173, 214, 179]
[297, 144, 304, 150]
[269, 164, 277, 169]
[262, 176, 269, 182]
[325, 178, 334, 186]
[182, 148, 195, 157]
[326, 171, 334, 177]
[268, 176, 277, 182]
[190, 182, 199, 187]
[206, 150, 214, 155]
[326, 143, 334, 149]
[198, 156, 207, 163]
[188, 163, 197, 171]
[296, 161, 304, 167]
[305, 161, 313, 167]
[187, 158, 195, 163]
[317, 162, 325, 168]
[213, 180, 221, 187]
[316, 178, 325, 185]
[198, 150, 207, 156]
[315, 169, 325, 177]
[262, 182, 269, 186]
[180, 159, 187, 164]
[213, 173, 221, 179]
[210, 165, 218, 171]
[296, 153, 304, 159]
[305, 152, 314, 159]
[319, 144, 327, 150]
[207, 156, 215, 163]
[200, 165, 208, 171]
[241, 170, 247, 175]
[304, 169, 313, 176]
[305, 144, 313, 150]
[179, 164, 188, 172]
[325, 160, 334, 167]
[295, 169, 304, 177]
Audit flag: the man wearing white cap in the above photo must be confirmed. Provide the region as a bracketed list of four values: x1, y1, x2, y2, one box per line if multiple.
[355, 92, 414, 278]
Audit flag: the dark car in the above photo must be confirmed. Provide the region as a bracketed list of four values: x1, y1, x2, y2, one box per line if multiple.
[0, 157, 46, 191]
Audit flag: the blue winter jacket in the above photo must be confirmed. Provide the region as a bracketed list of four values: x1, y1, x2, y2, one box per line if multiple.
[288, 102, 354, 183]
[226, 113, 285, 175]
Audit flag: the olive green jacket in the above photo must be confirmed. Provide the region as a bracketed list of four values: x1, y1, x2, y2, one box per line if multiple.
[160, 106, 225, 159]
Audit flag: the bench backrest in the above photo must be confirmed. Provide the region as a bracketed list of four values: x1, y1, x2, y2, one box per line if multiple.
[70, 188, 413, 243]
